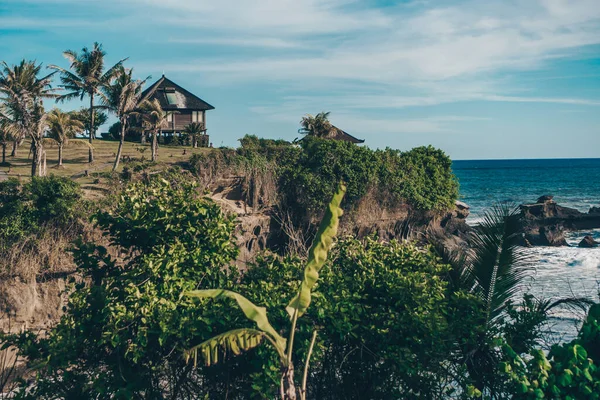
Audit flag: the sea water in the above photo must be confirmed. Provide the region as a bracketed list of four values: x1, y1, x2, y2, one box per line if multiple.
[453, 158, 600, 342]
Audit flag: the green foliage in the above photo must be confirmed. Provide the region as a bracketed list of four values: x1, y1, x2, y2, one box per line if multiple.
[183, 183, 346, 400]
[71, 108, 108, 135]
[191, 137, 458, 234]
[185, 289, 288, 363]
[11, 175, 240, 398]
[234, 237, 484, 399]
[501, 304, 600, 399]
[239, 134, 293, 151]
[376, 145, 459, 211]
[0, 176, 82, 248]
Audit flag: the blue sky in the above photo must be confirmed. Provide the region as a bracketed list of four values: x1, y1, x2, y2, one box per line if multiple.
[1, 0, 599, 159]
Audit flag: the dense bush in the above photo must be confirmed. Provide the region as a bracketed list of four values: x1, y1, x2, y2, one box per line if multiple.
[6, 171, 594, 399]
[0, 175, 82, 249]
[501, 304, 600, 399]
[190, 136, 459, 229]
[7, 173, 475, 399]
[234, 238, 484, 399]
[11, 176, 241, 398]
[377, 145, 459, 211]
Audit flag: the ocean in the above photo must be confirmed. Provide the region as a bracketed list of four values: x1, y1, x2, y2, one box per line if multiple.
[452, 158, 600, 342]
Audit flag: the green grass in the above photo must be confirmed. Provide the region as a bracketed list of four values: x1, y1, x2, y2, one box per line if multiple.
[1, 139, 209, 196]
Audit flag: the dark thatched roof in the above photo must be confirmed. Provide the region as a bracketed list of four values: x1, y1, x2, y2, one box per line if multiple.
[141, 75, 215, 111]
[328, 125, 365, 143]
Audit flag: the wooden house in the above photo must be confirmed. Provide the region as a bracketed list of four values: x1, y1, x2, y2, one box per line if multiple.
[140, 75, 214, 146]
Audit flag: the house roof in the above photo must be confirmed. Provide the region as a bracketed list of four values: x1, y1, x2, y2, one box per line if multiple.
[297, 125, 365, 143]
[140, 75, 215, 111]
[328, 126, 365, 143]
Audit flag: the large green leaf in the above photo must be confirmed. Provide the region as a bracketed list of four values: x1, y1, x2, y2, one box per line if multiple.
[185, 328, 266, 366]
[185, 289, 286, 356]
[286, 182, 346, 318]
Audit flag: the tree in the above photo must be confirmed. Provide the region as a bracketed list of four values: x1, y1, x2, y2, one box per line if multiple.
[70, 107, 107, 137]
[140, 98, 175, 162]
[46, 109, 85, 167]
[0, 60, 57, 176]
[0, 107, 17, 165]
[184, 183, 346, 400]
[183, 122, 206, 148]
[299, 112, 333, 138]
[100, 66, 147, 171]
[49, 42, 127, 163]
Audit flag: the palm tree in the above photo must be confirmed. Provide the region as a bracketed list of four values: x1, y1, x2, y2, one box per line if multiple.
[437, 203, 592, 395]
[183, 122, 205, 148]
[0, 60, 57, 176]
[140, 98, 175, 162]
[100, 66, 148, 171]
[46, 109, 84, 167]
[0, 109, 17, 165]
[299, 112, 333, 138]
[49, 42, 127, 163]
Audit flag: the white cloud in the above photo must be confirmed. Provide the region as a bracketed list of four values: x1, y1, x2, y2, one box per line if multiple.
[6, 0, 600, 115]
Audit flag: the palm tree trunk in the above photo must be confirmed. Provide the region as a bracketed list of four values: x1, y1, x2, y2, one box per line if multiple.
[1, 143, 6, 164]
[88, 94, 95, 163]
[10, 140, 18, 157]
[141, 132, 146, 144]
[193, 136, 198, 148]
[113, 121, 126, 171]
[31, 140, 41, 177]
[151, 130, 158, 162]
[58, 144, 63, 167]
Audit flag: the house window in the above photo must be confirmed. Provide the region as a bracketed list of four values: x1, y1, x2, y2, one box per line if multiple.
[192, 111, 204, 123]
[166, 92, 178, 105]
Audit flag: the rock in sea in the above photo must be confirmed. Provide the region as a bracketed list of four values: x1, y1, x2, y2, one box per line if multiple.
[578, 235, 599, 248]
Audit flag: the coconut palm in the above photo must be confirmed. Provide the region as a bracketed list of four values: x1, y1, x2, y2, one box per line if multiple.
[0, 60, 57, 176]
[0, 108, 17, 165]
[183, 122, 206, 148]
[140, 98, 175, 162]
[100, 66, 148, 171]
[299, 112, 333, 138]
[46, 109, 85, 167]
[49, 42, 127, 163]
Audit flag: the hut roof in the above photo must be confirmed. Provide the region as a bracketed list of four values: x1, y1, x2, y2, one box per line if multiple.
[327, 125, 365, 143]
[141, 75, 215, 111]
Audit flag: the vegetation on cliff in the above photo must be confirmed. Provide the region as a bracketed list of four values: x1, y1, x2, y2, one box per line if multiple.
[1, 170, 596, 399]
[190, 135, 459, 228]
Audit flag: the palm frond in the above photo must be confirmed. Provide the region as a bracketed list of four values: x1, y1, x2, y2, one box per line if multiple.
[465, 203, 532, 323]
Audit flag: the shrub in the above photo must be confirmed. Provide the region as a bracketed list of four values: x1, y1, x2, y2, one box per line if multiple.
[190, 238, 484, 399]
[0, 176, 82, 248]
[11, 176, 240, 398]
[501, 304, 600, 399]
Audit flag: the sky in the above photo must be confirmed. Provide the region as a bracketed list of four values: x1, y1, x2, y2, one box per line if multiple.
[1, 0, 599, 160]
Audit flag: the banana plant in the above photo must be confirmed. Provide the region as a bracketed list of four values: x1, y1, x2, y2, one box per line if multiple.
[184, 182, 346, 400]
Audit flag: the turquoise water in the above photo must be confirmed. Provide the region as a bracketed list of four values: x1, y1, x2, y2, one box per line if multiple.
[453, 158, 600, 342]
